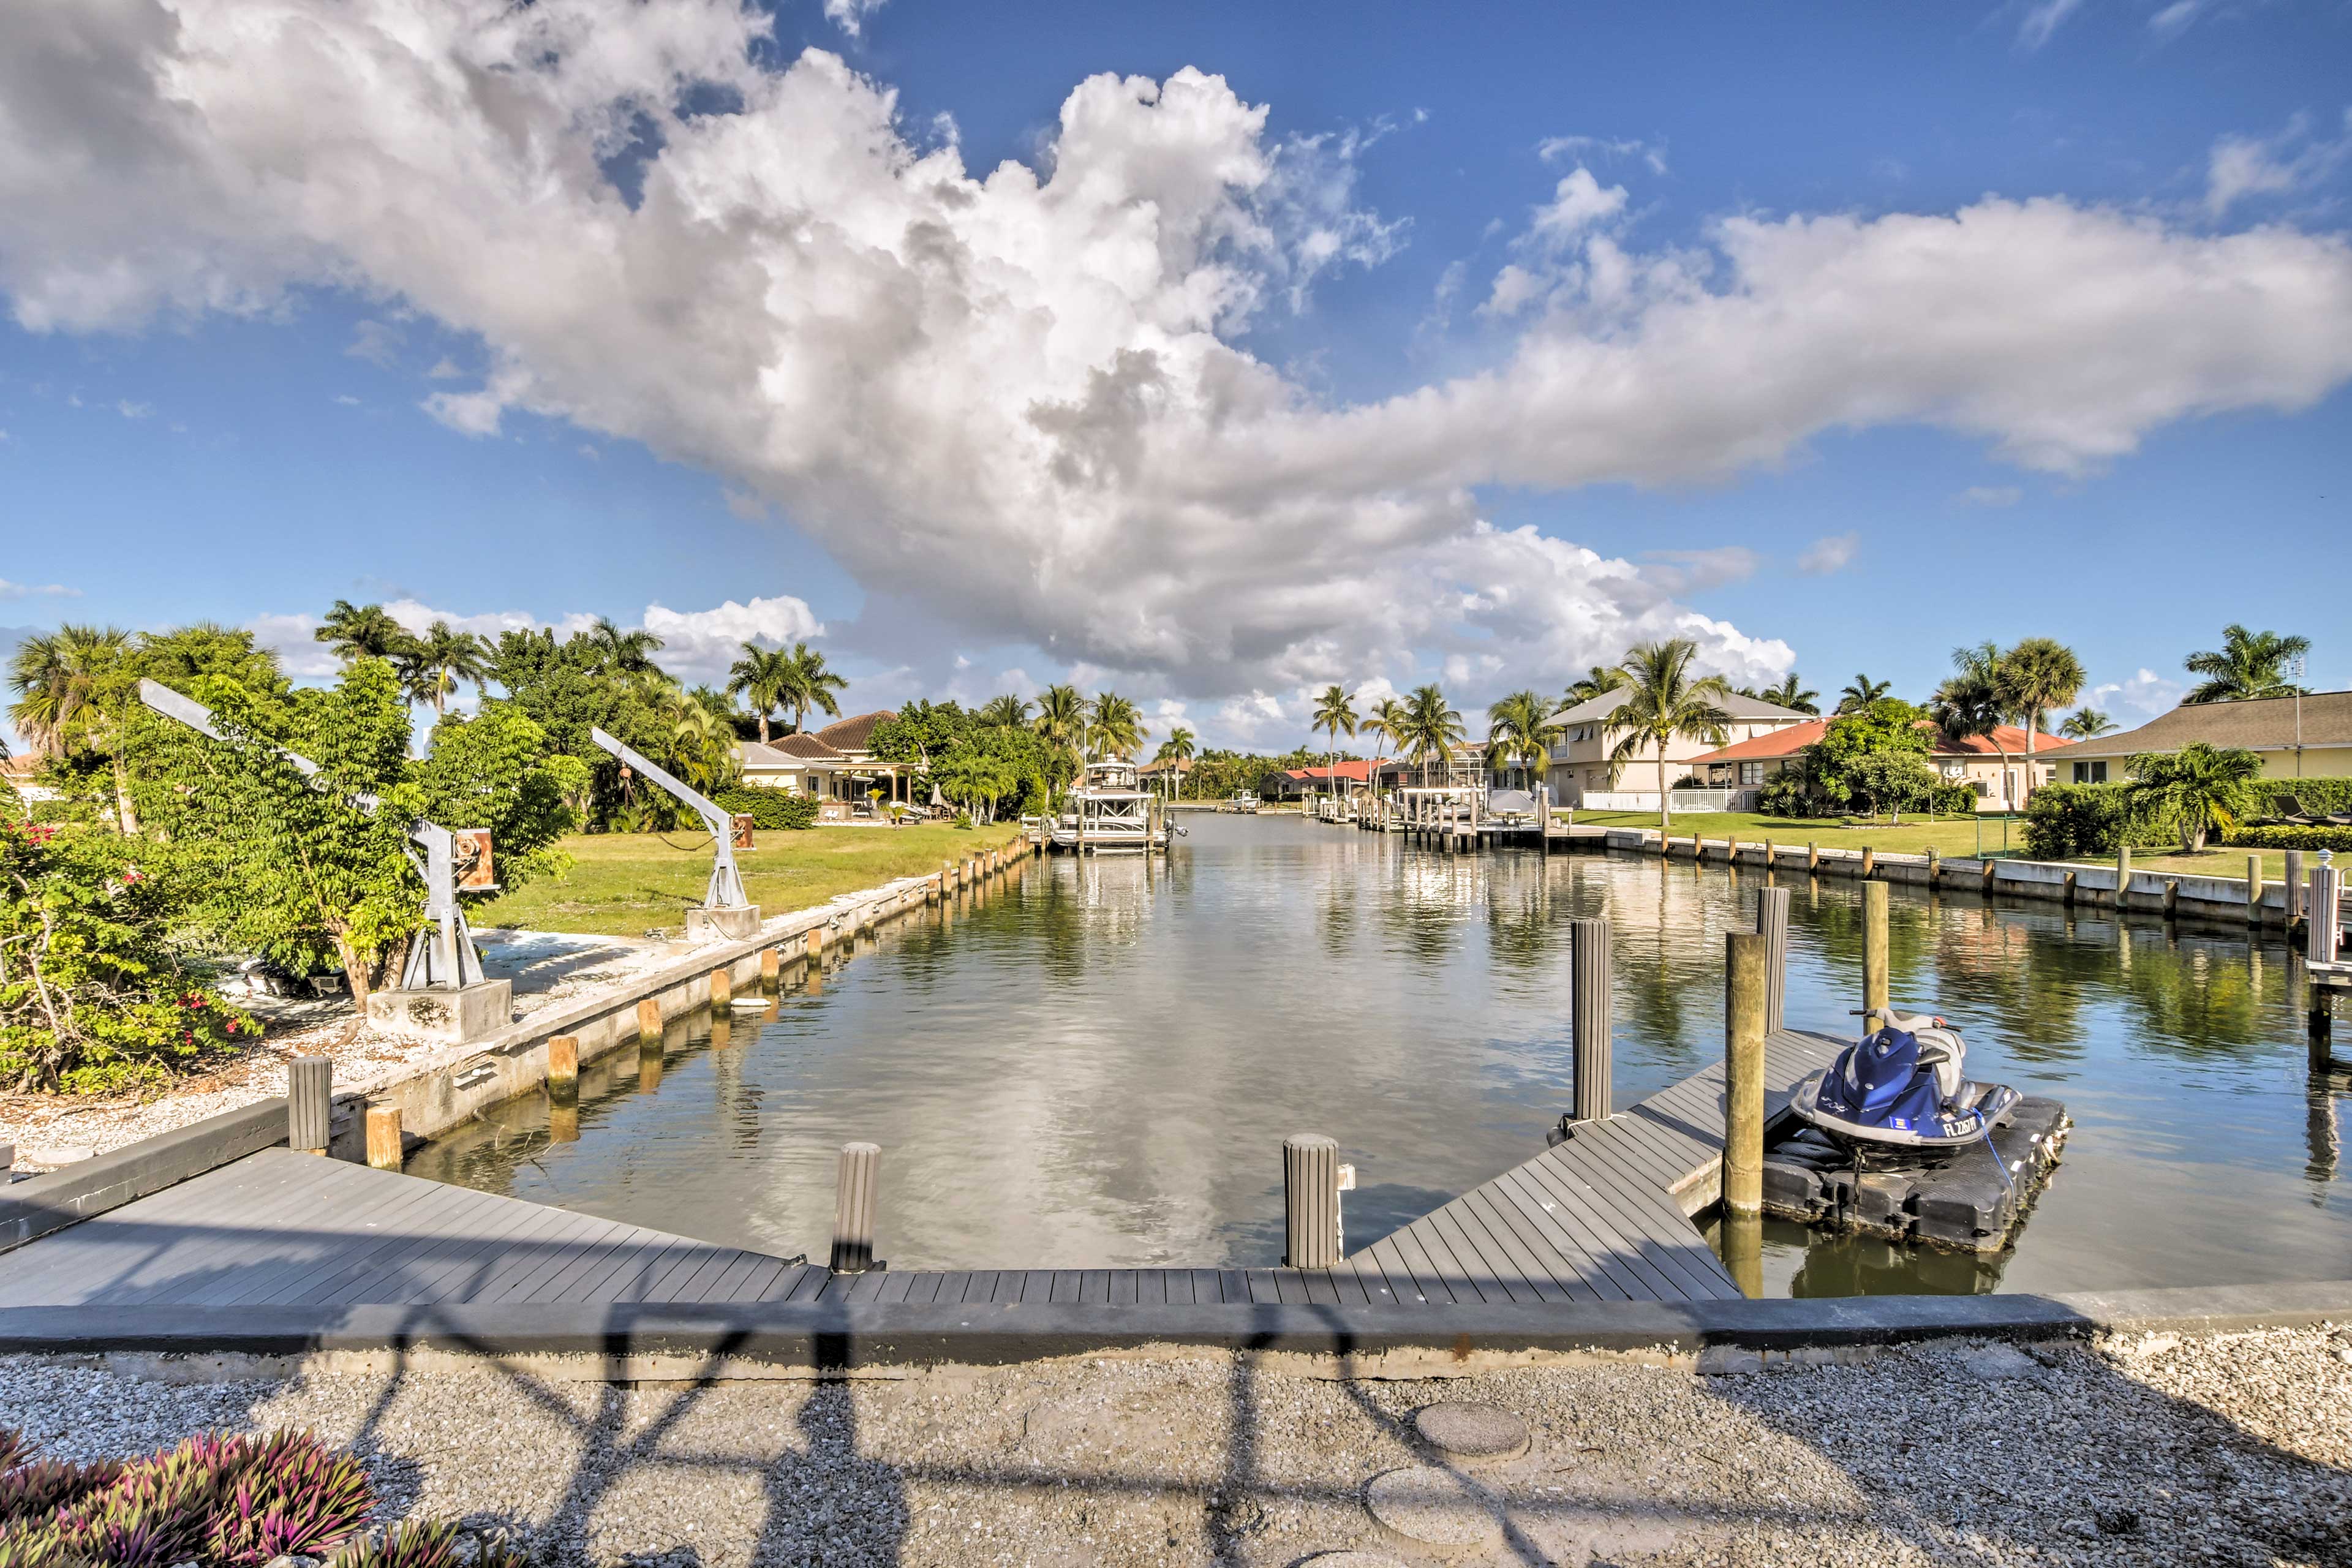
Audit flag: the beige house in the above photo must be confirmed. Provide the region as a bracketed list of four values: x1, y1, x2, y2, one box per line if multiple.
[1687, 720, 2075, 811]
[2052, 690, 2352, 786]
[737, 709, 906, 820]
[1544, 689, 1814, 807]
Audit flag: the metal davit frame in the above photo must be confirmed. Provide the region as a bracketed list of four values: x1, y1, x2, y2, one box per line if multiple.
[589, 727, 748, 909]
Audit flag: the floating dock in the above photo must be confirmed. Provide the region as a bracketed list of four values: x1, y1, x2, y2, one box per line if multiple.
[1760, 1099, 2070, 1252]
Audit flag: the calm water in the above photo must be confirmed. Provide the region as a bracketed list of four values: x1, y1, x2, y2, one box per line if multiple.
[411, 813, 2351, 1295]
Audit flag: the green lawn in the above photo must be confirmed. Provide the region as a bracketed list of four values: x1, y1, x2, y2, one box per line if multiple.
[1567, 810, 2024, 860]
[477, 823, 1027, 937]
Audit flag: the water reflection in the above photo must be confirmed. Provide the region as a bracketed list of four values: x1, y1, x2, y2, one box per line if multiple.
[411, 816, 2349, 1295]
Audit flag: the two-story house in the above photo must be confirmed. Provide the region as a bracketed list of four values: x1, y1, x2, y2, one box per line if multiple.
[1544, 690, 1814, 807]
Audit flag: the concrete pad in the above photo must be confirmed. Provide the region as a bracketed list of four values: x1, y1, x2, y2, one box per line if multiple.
[1363, 1466, 1500, 1549]
[684, 905, 762, 943]
[363, 980, 513, 1044]
[1412, 1400, 1531, 1464]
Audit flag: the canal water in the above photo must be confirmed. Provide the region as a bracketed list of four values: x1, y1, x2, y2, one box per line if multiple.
[411, 813, 2350, 1295]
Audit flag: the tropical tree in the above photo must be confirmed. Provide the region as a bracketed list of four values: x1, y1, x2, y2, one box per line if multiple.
[726, 643, 796, 744]
[777, 641, 846, 734]
[1368, 696, 1411, 779]
[584, 616, 666, 677]
[1085, 690, 1145, 760]
[1996, 636, 2084, 807]
[1310, 684, 1359, 802]
[1034, 684, 1087, 768]
[1929, 643, 2014, 807]
[1153, 727, 1197, 798]
[2125, 742, 2263, 853]
[1608, 639, 1734, 831]
[1402, 684, 1464, 786]
[2061, 709, 2117, 739]
[1564, 665, 1629, 707]
[1834, 673, 1891, 714]
[978, 693, 1033, 728]
[659, 687, 739, 794]
[395, 622, 492, 718]
[1483, 689, 1564, 788]
[313, 601, 413, 666]
[1755, 673, 1819, 715]
[6, 625, 130, 756]
[2183, 624, 2311, 705]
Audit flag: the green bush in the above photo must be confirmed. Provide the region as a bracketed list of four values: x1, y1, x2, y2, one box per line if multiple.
[2245, 778, 2352, 817]
[1928, 780, 1979, 815]
[2223, 824, 2352, 853]
[712, 787, 819, 831]
[2021, 782, 2173, 859]
[1756, 772, 1812, 816]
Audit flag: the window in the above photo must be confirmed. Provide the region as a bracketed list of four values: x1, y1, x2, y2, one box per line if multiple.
[2071, 760, 2108, 784]
[1740, 761, 1765, 785]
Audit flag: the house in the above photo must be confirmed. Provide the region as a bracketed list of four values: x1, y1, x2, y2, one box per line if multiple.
[1685, 721, 2076, 811]
[2, 752, 57, 805]
[1262, 759, 1385, 802]
[2051, 690, 2352, 786]
[1137, 755, 1193, 794]
[1545, 690, 1814, 807]
[736, 709, 906, 820]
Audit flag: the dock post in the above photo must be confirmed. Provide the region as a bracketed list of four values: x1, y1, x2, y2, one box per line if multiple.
[547, 1034, 579, 1106]
[1763, 839, 1774, 877]
[2247, 856, 2264, 927]
[1570, 917, 1613, 1121]
[1724, 931, 1766, 1220]
[1861, 880, 1890, 1017]
[1926, 846, 1940, 889]
[1861, 845, 1875, 878]
[2313, 856, 2342, 965]
[288, 1057, 331, 1156]
[1283, 1134, 1343, 1268]
[2164, 878, 2180, 919]
[709, 966, 731, 1011]
[1757, 886, 1790, 1035]
[1807, 840, 1819, 873]
[2117, 843, 2133, 911]
[829, 1142, 882, 1273]
[805, 926, 824, 962]
[636, 996, 663, 1042]
[2062, 869, 2077, 907]
[2286, 849, 2307, 936]
[365, 1106, 402, 1171]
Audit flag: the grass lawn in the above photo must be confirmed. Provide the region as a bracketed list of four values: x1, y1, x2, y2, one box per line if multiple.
[477, 822, 1027, 937]
[2085, 845, 2293, 881]
[1568, 810, 2026, 860]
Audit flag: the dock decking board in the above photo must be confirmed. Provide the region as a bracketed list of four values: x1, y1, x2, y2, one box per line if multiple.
[2, 1032, 1845, 1312]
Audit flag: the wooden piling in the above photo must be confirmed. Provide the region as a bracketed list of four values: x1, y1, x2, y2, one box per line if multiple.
[636, 996, 663, 1042]
[2313, 861, 2343, 965]
[1983, 856, 1996, 895]
[2247, 855, 2264, 927]
[1807, 840, 1819, 872]
[1570, 917, 1613, 1122]
[1283, 1134, 1343, 1268]
[288, 1057, 331, 1156]
[1724, 931, 1766, 1220]
[830, 1142, 881, 1273]
[1925, 846, 1940, 889]
[2163, 878, 2180, 919]
[1861, 845, 1876, 878]
[2117, 843, 2133, 911]
[1757, 886, 1791, 1035]
[2062, 869, 2077, 907]
[761, 947, 780, 982]
[805, 927, 824, 960]
[364, 1106, 402, 1171]
[546, 1035, 579, 1105]
[1861, 880, 1890, 1017]
[2286, 849, 2307, 933]
[1762, 839, 1774, 876]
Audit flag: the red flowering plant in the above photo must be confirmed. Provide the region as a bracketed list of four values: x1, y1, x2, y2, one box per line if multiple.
[0, 816, 254, 1095]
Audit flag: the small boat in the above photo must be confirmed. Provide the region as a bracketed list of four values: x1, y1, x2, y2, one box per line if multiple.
[1788, 1007, 2020, 1152]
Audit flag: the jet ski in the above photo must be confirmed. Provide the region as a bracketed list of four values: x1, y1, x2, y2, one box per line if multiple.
[1787, 1007, 2019, 1152]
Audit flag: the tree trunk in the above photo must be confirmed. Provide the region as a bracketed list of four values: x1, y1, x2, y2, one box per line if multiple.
[338, 934, 375, 1008]
[1657, 742, 1671, 831]
[2021, 717, 2038, 808]
[757, 713, 770, 744]
[111, 754, 139, 837]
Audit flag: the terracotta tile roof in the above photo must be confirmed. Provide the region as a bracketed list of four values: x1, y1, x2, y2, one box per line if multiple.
[1937, 725, 2076, 757]
[812, 709, 895, 752]
[1, 752, 40, 778]
[742, 733, 842, 764]
[1286, 760, 1384, 782]
[1687, 720, 2077, 767]
[2059, 690, 2352, 760]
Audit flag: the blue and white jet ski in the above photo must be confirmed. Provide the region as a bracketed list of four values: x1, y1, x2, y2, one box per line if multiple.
[1787, 1007, 2019, 1152]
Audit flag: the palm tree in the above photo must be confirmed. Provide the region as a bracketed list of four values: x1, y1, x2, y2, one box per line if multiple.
[1402, 684, 1464, 786]
[396, 622, 492, 718]
[725, 643, 796, 743]
[2183, 624, 2311, 704]
[1757, 673, 1819, 715]
[777, 641, 846, 734]
[1034, 684, 1086, 765]
[1931, 643, 2015, 807]
[1310, 684, 1359, 803]
[1483, 689, 1564, 788]
[658, 687, 738, 796]
[1996, 636, 2084, 807]
[2061, 709, 2117, 739]
[1085, 690, 1145, 760]
[2126, 742, 2263, 853]
[584, 616, 666, 676]
[314, 600, 413, 665]
[1608, 639, 1734, 831]
[1367, 696, 1411, 766]
[7, 625, 129, 755]
[1563, 665, 1629, 707]
[1153, 726, 1196, 799]
[979, 693, 1033, 728]
[1835, 673, 1891, 715]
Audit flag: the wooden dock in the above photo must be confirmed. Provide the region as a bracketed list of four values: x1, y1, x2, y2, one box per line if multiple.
[0, 1034, 1842, 1312]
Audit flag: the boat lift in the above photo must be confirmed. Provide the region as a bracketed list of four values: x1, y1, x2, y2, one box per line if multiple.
[138, 679, 498, 1014]
[589, 727, 759, 939]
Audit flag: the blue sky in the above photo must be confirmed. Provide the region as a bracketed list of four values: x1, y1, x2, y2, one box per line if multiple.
[4, 0, 2350, 747]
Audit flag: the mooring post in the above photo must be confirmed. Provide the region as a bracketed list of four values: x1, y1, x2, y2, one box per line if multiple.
[288, 1056, 331, 1156]
[1724, 931, 1766, 1220]
[2062, 869, 2078, 907]
[2164, 878, 2180, 919]
[636, 996, 663, 1042]
[1283, 1134, 1343, 1268]
[1570, 917, 1613, 1121]
[1925, 846, 1940, 889]
[2247, 855, 2264, 927]
[1757, 886, 1791, 1035]
[1807, 840, 1819, 872]
[2117, 843, 2133, 911]
[2313, 854, 2342, 965]
[547, 1034, 579, 1106]
[1861, 880, 1890, 1018]
[364, 1106, 402, 1171]
[709, 966, 731, 1011]
[805, 926, 824, 962]
[1763, 839, 1774, 876]
[829, 1142, 882, 1273]
[1982, 856, 1996, 896]
[761, 947, 780, 984]
[1861, 845, 1875, 878]
[2286, 849, 2307, 936]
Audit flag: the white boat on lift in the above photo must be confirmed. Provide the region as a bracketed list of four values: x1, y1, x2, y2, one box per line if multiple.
[1052, 759, 1178, 853]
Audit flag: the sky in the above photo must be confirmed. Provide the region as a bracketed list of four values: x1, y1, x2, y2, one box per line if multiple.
[3, 0, 2350, 751]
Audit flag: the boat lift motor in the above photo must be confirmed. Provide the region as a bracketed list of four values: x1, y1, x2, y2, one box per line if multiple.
[140, 679, 512, 1042]
[589, 727, 760, 941]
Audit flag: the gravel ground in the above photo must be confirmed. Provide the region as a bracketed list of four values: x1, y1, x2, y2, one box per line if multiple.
[2, 1326, 2344, 1566]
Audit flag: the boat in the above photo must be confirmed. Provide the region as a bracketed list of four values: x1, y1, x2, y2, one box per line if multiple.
[1787, 1007, 2021, 1152]
[1221, 792, 1259, 814]
[1052, 760, 1178, 853]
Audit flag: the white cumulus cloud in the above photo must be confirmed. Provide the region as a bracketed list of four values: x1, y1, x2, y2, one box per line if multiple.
[0, 578, 80, 600]
[2090, 668, 2185, 718]
[1796, 533, 1860, 575]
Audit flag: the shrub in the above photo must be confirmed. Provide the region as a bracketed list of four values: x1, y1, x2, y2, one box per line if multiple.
[2224, 824, 2352, 853]
[712, 787, 818, 832]
[1755, 772, 1812, 817]
[2021, 782, 2173, 859]
[1928, 780, 1978, 815]
[2244, 777, 2352, 818]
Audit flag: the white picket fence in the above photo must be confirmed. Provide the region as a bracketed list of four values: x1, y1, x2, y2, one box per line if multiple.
[1578, 788, 1743, 813]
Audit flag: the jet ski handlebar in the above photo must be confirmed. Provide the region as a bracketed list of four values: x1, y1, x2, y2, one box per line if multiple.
[1850, 1006, 1948, 1030]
